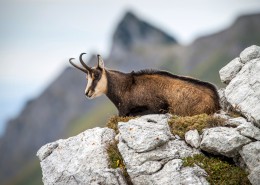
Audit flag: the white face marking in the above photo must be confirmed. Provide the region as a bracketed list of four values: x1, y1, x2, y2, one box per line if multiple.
[85, 73, 93, 96]
[85, 69, 107, 99]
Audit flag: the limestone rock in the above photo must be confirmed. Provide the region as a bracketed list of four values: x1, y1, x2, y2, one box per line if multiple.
[226, 117, 248, 127]
[248, 166, 260, 185]
[217, 89, 230, 110]
[36, 127, 127, 185]
[239, 141, 260, 171]
[200, 127, 251, 157]
[185, 130, 201, 148]
[240, 45, 260, 64]
[130, 159, 209, 185]
[117, 114, 205, 184]
[219, 57, 243, 84]
[236, 122, 260, 140]
[224, 58, 260, 127]
[118, 114, 173, 152]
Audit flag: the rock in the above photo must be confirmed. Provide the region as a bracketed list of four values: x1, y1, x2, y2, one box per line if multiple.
[200, 127, 251, 157]
[248, 166, 260, 185]
[239, 141, 260, 171]
[226, 117, 248, 127]
[219, 57, 243, 84]
[239, 141, 260, 185]
[185, 130, 201, 148]
[131, 159, 208, 185]
[236, 122, 260, 140]
[118, 139, 200, 173]
[117, 114, 205, 184]
[240, 45, 260, 64]
[213, 110, 231, 120]
[118, 114, 173, 152]
[217, 89, 230, 110]
[224, 58, 260, 127]
[36, 127, 127, 185]
[37, 141, 59, 161]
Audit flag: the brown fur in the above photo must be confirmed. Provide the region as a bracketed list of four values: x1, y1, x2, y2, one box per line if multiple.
[105, 69, 220, 116]
[69, 54, 220, 117]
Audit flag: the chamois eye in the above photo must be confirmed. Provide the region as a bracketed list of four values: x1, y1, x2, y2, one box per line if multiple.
[94, 73, 99, 78]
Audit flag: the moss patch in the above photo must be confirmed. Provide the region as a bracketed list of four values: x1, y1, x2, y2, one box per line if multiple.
[106, 142, 133, 185]
[106, 116, 136, 134]
[183, 154, 250, 185]
[168, 114, 226, 138]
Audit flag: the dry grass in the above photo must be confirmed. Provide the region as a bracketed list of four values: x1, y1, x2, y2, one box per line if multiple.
[106, 116, 136, 134]
[106, 142, 133, 185]
[183, 154, 250, 185]
[168, 114, 226, 138]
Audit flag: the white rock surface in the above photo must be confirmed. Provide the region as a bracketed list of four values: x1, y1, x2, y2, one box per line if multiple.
[117, 114, 206, 185]
[37, 127, 127, 185]
[118, 114, 173, 152]
[236, 122, 260, 140]
[219, 57, 243, 84]
[226, 117, 248, 127]
[200, 127, 251, 157]
[224, 58, 260, 127]
[217, 89, 230, 110]
[239, 141, 260, 171]
[185, 130, 201, 148]
[248, 166, 260, 185]
[239, 141, 260, 185]
[129, 159, 209, 185]
[240, 45, 260, 64]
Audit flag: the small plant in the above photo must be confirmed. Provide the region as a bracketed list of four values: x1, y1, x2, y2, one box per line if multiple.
[168, 114, 226, 138]
[183, 154, 250, 185]
[106, 142, 133, 185]
[106, 116, 136, 134]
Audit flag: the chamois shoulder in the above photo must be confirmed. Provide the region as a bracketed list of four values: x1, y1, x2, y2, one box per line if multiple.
[131, 69, 218, 93]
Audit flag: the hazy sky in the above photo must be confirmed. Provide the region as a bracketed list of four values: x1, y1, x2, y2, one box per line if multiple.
[0, 0, 260, 135]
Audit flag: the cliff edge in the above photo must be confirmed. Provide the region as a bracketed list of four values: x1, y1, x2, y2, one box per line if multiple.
[37, 46, 260, 185]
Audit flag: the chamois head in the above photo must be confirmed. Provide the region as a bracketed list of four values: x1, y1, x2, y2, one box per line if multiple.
[69, 53, 107, 99]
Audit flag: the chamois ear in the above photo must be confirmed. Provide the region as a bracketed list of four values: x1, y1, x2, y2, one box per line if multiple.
[97, 54, 105, 70]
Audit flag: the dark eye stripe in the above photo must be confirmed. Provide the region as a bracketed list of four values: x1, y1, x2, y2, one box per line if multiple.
[90, 71, 102, 91]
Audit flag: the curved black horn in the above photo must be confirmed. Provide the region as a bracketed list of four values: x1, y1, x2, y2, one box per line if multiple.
[79, 53, 92, 71]
[69, 58, 88, 73]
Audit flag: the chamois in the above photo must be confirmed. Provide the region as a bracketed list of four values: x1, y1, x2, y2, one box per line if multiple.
[69, 53, 220, 116]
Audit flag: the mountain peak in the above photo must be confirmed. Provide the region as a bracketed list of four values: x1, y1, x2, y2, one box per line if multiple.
[110, 11, 177, 56]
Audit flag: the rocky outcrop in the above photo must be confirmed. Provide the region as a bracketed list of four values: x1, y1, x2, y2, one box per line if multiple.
[200, 127, 251, 157]
[37, 45, 260, 185]
[117, 115, 206, 185]
[38, 112, 260, 185]
[216, 45, 260, 184]
[38, 115, 209, 185]
[219, 45, 260, 127]
[37, 127, 127, 185]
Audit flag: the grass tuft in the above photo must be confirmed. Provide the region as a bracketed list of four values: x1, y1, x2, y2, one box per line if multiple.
[106, 116, 136, 134]
[168, 114, 226, 138]
[106, 142, 133, 185]
[183, 154, 250, 185]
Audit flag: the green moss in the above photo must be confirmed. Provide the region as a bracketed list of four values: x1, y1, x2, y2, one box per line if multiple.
[183, 154, 250, 185]
[168, 114, 226, 138]
[106, 142, 133, 185]
[106, 116, 136, 134]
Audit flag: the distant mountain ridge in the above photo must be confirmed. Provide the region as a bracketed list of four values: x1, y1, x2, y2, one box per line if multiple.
[1, 11, 260, 185]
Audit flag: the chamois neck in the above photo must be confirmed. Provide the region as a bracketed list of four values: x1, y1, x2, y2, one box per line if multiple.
[105, 70, 131, 109]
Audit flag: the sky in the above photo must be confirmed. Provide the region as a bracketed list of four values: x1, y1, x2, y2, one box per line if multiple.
[0, 0, 260, 135]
